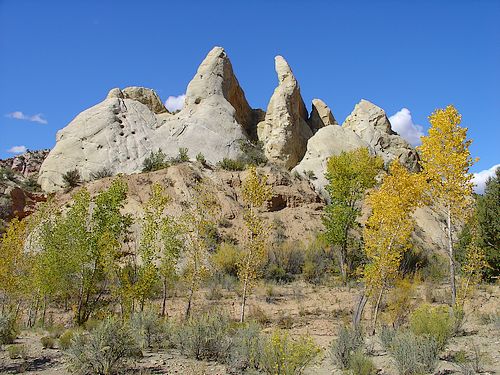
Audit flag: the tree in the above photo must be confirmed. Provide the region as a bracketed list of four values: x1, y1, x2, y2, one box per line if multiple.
[363, 162, 425, 333]
[418, 105, 476, 306]
[38, 178, 131, 324]
[136, 182, 183, 316]
[323, 148, 383, 283]
[0, 218, 30, 313]
[238, 166, 272, 322]
[183, 180, 220, 319]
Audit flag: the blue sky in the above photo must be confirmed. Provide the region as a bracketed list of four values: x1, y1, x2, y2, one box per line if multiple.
[0, 1, 498, 188]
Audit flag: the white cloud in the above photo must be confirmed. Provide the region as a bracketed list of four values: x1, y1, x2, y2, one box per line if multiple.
[5, 111, 48, 124]
[7, 145, 27, 154]
[389, 108, 424, 146]
[165, 94, 186, 112]
[472, 164, 499, 194]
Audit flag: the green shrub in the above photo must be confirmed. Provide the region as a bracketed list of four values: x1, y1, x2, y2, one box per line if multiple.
[0, 314, 17, 346]
[389, 330, 438, 375]
[218, 157, 246, 171]
[238, 140, 267, 166]
[130, 311, 171, 349]
[7, 344, 28, 360]
[330, 326, 364, 369]
[348, 351, 377, 375]
[379, 325, 396, 351]
[174, 311, 231, 361]
[0, 167, 15, 181]
[195, 152, 206, 164]
[62, 169, 81, 188]
[142, 149, 169, 172]
[227, 322, 262, 372]
[304, 170, 316, 180]
[409, 304, 453, 350]
[21, 175, 41, 191]
[302, 236, 332, 284]
[90, 167, 113, 180]
[41, 336, 56, 349]
[212, 242, 241, 277]
[265, 241, 305, 283]
[178, 147, 189, 162]
[259, 329, 319, 375]
[59, 329, 76, 350]
[66, 317, 140, 375]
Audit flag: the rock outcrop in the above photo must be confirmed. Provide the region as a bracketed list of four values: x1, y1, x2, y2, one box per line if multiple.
[38, 47, 259, 192]
[292, 125, 372, 198]
[343, 99, 420, 172]
[308, 99, 338, 132]
[257, 56, 313, 169]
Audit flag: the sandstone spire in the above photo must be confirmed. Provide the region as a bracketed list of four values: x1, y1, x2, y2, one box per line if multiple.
[257, 56, 313, 169]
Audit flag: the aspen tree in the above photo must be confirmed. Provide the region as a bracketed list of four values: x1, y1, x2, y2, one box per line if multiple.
[363, 162, 425, 333]
[418, 105, 476, 306]
[238, 166, 272, 322]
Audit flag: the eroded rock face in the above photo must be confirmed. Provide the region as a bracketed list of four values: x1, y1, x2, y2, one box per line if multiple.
[343, 99, 420, 171]
[308, 98, 338, 132]
[292, 125, 372, 198]
[38, 47, 256, 192]
[257, 56, 313, 169]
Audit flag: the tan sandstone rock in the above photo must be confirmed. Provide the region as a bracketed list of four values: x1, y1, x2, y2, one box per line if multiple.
[257, 56, 313, 169]
[343, 99, 420, 171]
[308, 98, 338, 132]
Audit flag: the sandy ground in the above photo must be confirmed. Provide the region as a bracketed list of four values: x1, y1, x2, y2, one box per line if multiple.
[0, 281, 498, 374]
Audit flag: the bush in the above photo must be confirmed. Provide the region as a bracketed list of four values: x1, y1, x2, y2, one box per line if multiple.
[142, 149, 169, 172]
[227, 322, 262, 372]
[0, 167, 15, 181]
[41, 336, 56, 349]
[302, 236, 332, 284]
[409, 304, 453, 350]
[66, 317, 140, 375]
[389, 330, 439, 375]
[379, 325, 396, 351]
[259, 329, 319, 375]
[59, 329, 76, 350]
[90, 167, 113, 180]
[212, 242, 241, 277]
[7, 344, 28, 360]
[130, 311, 171, 349]
[304, 170, 316, 180]
[174, 311, 231, 361]
[384, 277, 418, 328]
[21, 175, 41, 191]
[171, 147, 189, 164]
[0, 314, 17, 346]
[195, 152, 206, 165]
[62, 169, 81, 188]
[348, 351, 377, 375]
[330, 326, 364, 369]
[238, 140, 267, 167]
[218, 157, 246, 171]
[265, 241, 305, 283]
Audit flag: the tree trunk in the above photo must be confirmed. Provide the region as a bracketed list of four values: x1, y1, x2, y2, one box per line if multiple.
[240, 275, 249, 323]
[446, 205, 457, 306]
[353, 293, 368, 329]
[161, 278, 168, 317]
[372, 286, 385, 335]
[337, 245, 347, 285]
[185, 278, 195, 319]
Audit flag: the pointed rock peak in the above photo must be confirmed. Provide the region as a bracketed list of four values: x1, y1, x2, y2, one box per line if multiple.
[343, 99, 393, 134]
[185, 46, 253, 130]
[275, 55, 295, 83]
[309, 99, 338, 132]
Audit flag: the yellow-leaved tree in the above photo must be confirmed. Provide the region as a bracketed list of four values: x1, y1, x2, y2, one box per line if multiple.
[183, 180, 220, 319]
[363, 161, 426, 333]
[418, 105, 476, 306]
[238, 166, 272, 322]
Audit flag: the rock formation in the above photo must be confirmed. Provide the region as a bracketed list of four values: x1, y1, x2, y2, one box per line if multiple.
[308, 98, 338, 132]
[38, 47, 259, 192]
[292, 125, 371, 198]
[343, 99, 420, 172]
[257, 56, 313, 169]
